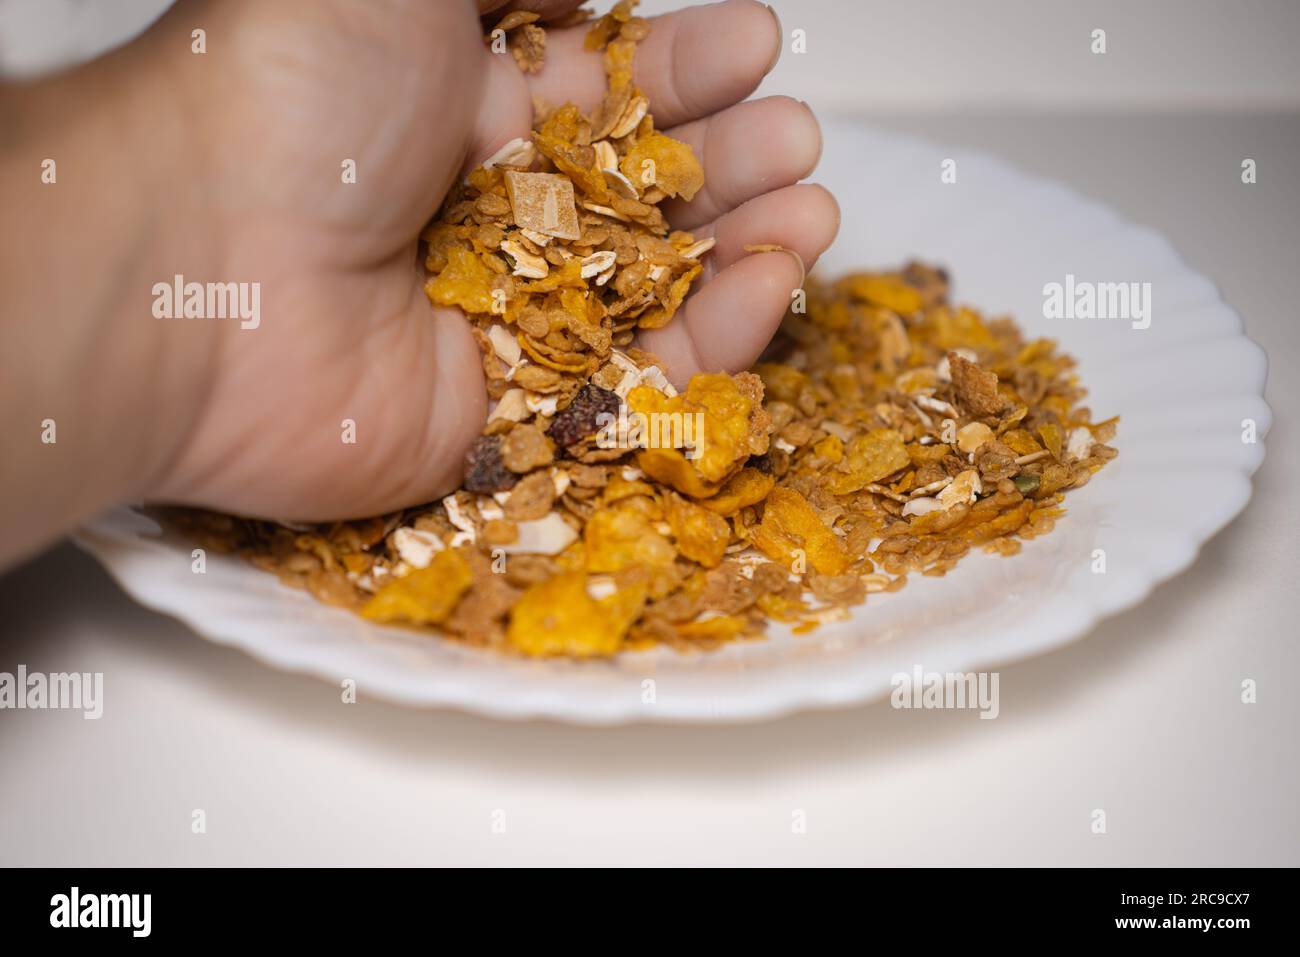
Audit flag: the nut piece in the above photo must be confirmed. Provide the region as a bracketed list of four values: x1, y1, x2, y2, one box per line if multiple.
[1066, 426, 1094, 461]
[500, 238, 549, 279]
[518, 227, 552, 247]
[487, 324, 522, 366]
[937, 469, 982, 508]
[482, 137, 536, 170]
[489, 388, 530, 423]
[496, 512, 579, 556]
[503, 170, 581, 240]
[391, 527, 445, 569]
[580, 250, 618, 278]
[956, 422, 994, 454]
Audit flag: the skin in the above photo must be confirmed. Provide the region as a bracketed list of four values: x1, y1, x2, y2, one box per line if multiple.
[0, 0, 838, 570]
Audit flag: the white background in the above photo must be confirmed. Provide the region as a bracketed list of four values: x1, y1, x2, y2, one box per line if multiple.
[4, 0, 1300, 110]
[1, 1, 1297, 865]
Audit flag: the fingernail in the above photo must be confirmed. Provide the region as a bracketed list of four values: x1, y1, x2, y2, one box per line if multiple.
[764, 3, 783, 76]
[744, 243, 805, 290]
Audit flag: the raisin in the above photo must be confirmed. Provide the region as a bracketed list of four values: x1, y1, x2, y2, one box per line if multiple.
[746, 452, 774, 474]
[545, 384, 620, 447]
[463, 435, 518, 493]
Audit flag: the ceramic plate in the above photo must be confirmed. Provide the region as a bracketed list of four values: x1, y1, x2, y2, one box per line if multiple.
[74, 121, 1270, 724]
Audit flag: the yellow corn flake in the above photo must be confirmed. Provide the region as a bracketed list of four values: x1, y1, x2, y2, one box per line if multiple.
[1015, 338, 1056, 365]
[424, 246, 497, 314]
[756, 592, 807, 622]
[585, 0, 638, 48]
[601, 472, 656, 504]
[1038, 463, 1073, 495]
[360, 550, 472, 626]
[1001, 428, 1042, 456]
[1037, 422, 1064, 460]
[636, 447, 723, 498]
[629, 373, 753, 484]
[907, 442, 949, 467]
[508, 571, 647, 657]
[813, 434, 844, 463]
[752, 488, 850, 576]
[518, 257, 585, 293]
[895, 367, 937, 394]
[830, 428, 911, 494]
[519, 333, 589, 373]
[842, 274, 924, 314]
[468, 162, 505, 189]
[636, 264, 702, 329]
[753, 363, 809, 404]
[891, 469, 916, 493]
[536, 103, 585, 145]
[533, 132, 610, 201]
[584, 505, 676, 573]
[927, 304, 999, 351]
[421, 222, 470, 260]
[1041, 395, 1073, 421]
[701, 468, 775, 515]
[619, 131, 704, 201]
[664, 493, 730, 567]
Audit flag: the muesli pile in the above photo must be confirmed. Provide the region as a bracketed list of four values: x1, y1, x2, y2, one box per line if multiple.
[166, 2, 1116, 657]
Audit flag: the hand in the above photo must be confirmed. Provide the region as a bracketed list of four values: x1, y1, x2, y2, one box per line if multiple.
[0, 0, 837, 566]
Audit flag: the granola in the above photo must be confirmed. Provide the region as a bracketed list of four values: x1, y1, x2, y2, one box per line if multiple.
[165, 2, 1117, 657]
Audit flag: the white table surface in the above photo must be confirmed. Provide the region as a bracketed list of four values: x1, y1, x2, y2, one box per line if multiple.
[2, 112, 1296, 866]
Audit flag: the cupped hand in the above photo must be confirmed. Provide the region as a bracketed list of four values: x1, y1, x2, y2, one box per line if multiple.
[151, 0, 838, 520]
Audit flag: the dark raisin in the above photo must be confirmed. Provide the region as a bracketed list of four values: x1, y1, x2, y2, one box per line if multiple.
[545, 384, 620, 448]
[746, 452, 774, 474]
[463, 435, 518, 493]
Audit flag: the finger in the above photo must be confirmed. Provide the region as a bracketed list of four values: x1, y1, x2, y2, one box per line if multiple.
[700, 182, 840, 279]
[529, 0, 782, 129]
[659, 95, 822, 231]
[637, 183, 839, 384]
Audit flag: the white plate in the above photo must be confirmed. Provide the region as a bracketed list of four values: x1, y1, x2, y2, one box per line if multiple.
[74, 121, 1270, 724]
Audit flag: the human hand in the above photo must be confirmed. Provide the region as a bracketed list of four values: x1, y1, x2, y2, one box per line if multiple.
[0, 0, 837, 565]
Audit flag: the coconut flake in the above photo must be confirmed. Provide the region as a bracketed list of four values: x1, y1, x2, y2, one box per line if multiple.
[496, 513, 578, 555]
[487, 324, 522, 366]
[392, 527, 445, 569]
[1067, 426, 1094, 461]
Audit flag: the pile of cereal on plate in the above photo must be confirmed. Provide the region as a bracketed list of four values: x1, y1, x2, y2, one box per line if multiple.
[167, 2, 1117, 657]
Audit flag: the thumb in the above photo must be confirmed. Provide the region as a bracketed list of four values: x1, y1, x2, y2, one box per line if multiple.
[330, 299, 488, 519]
